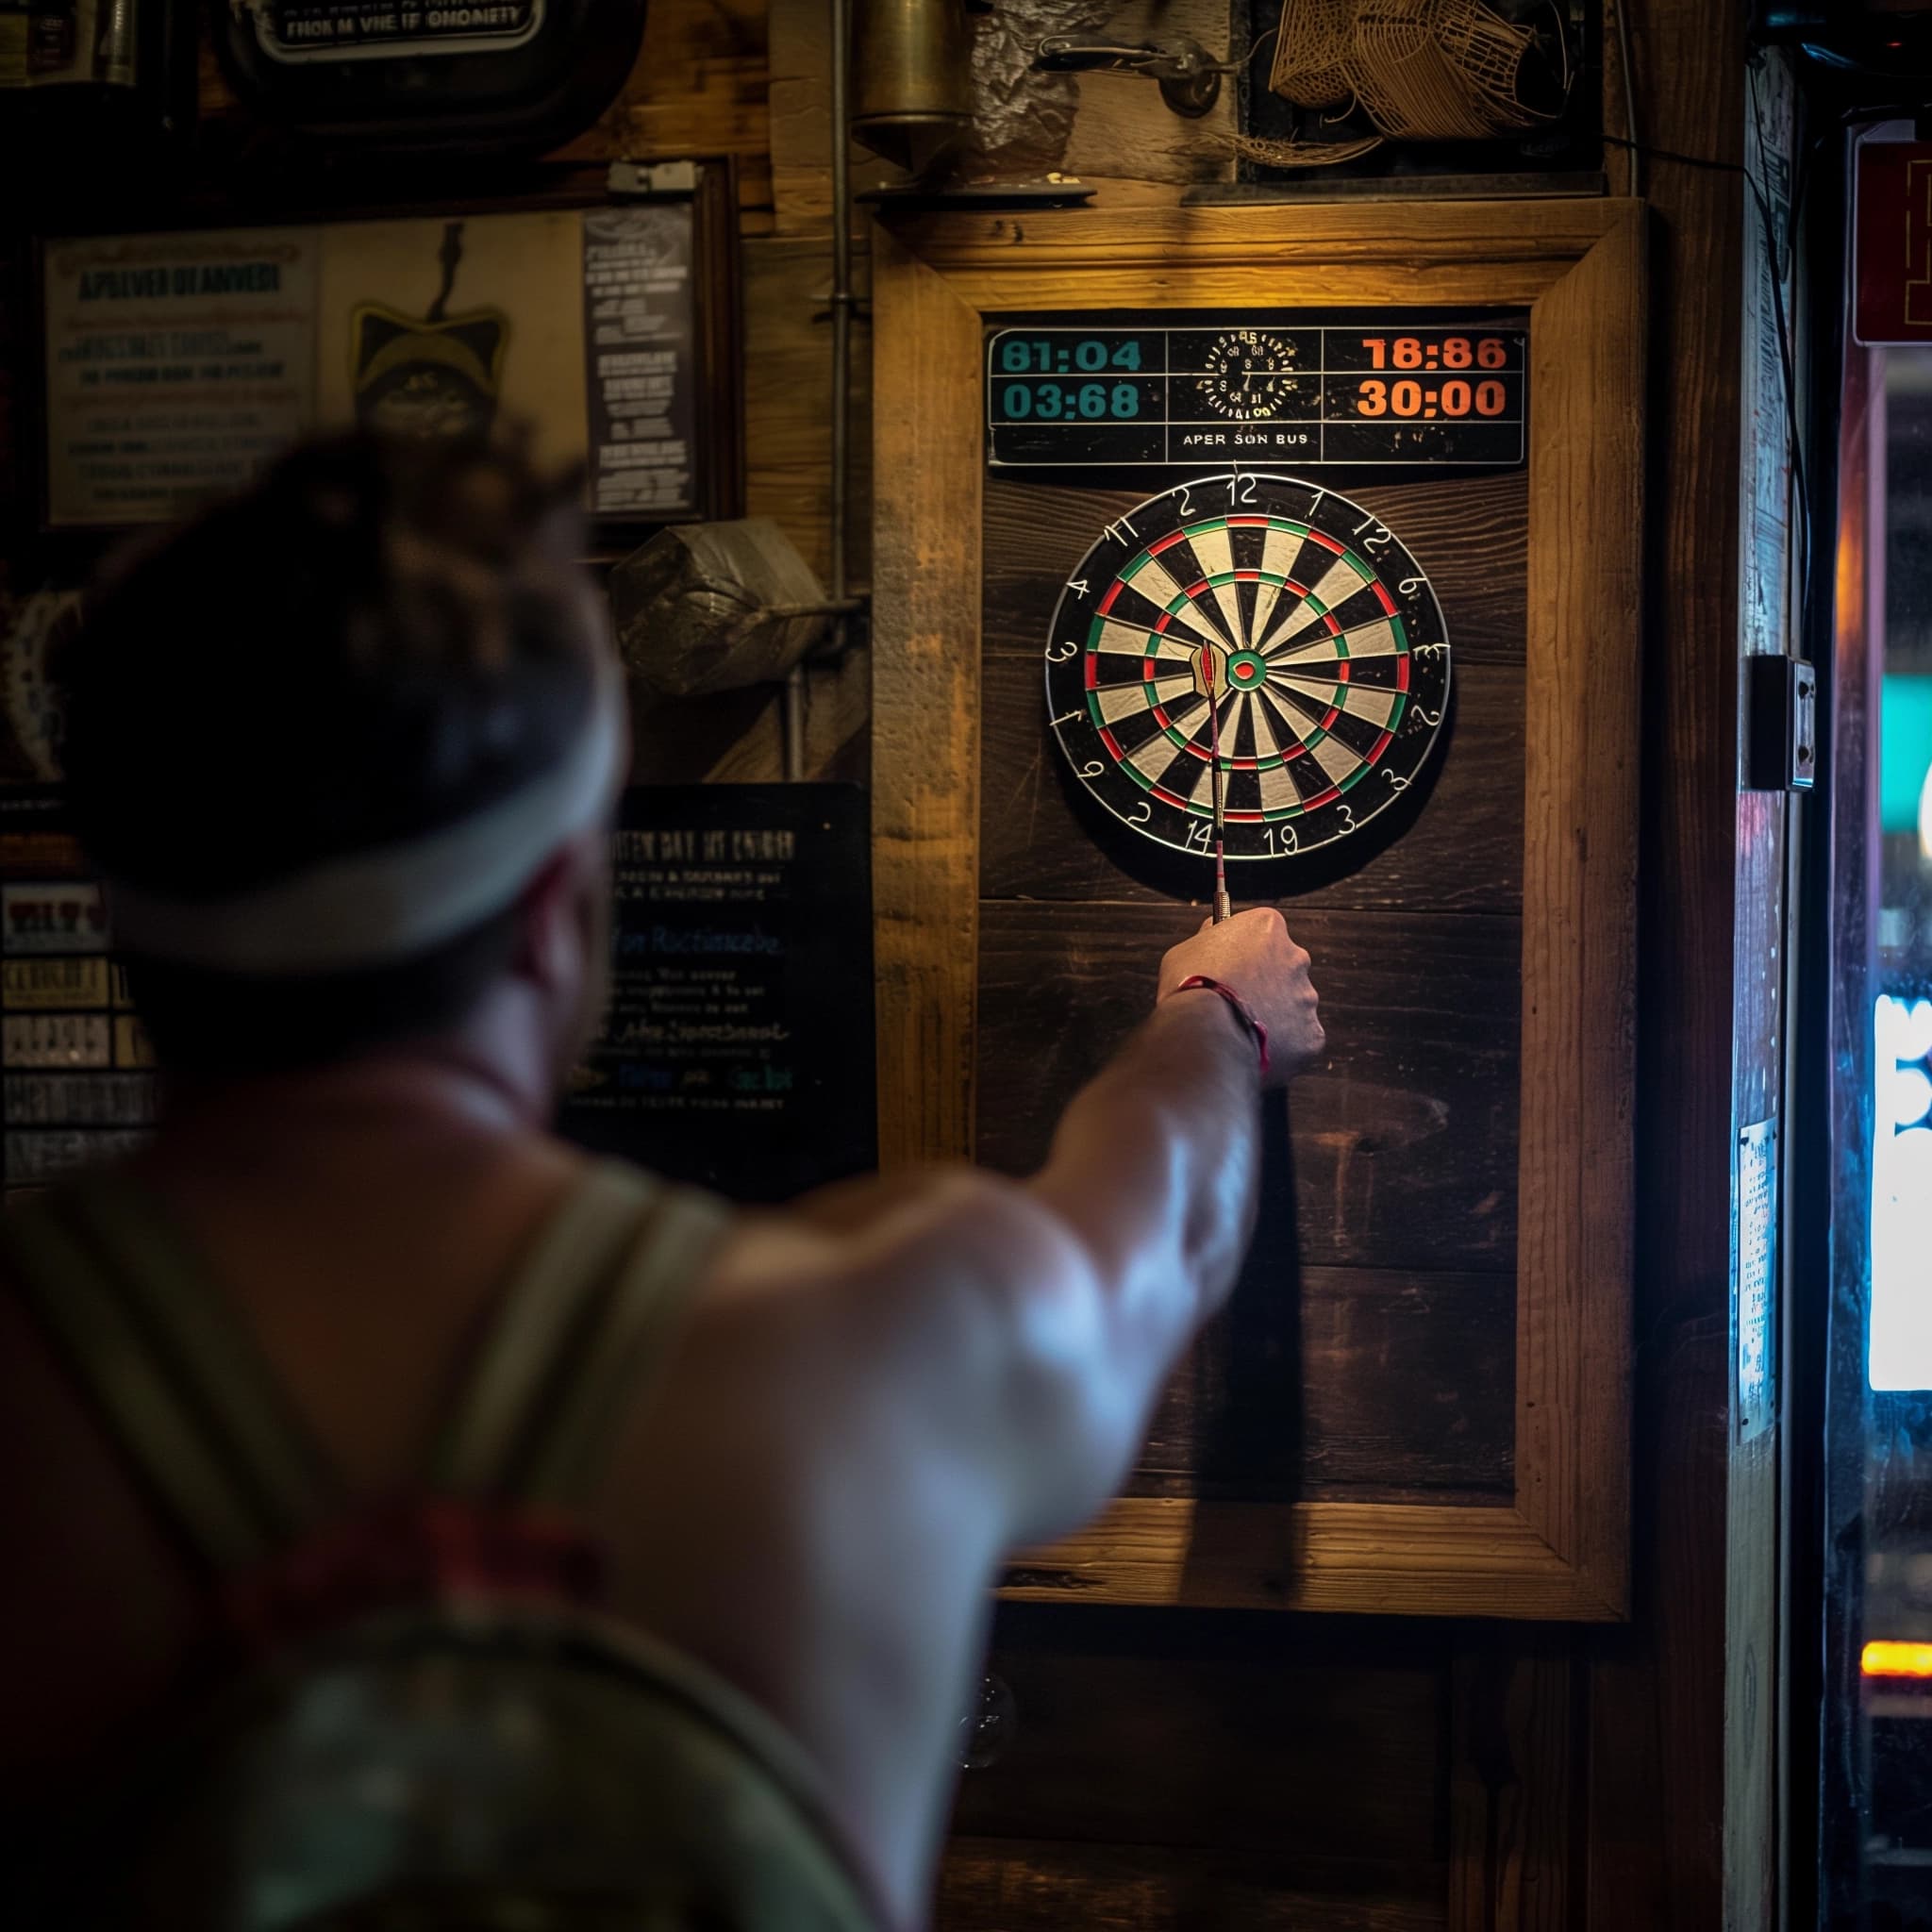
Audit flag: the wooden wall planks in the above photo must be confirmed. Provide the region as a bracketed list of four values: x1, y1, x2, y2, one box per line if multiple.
[641, 232, 876, 785]
[1579, 3, 1748, 1927]
[871, 236, 985, 1168]
[1512, 196, 1644, 1625]
[1448, 1630, 1576, 1932]
[945, 1606, 1450, 1928]
[952, 1607, 1449, 1855]
[940, 1840, 1447, 1932]
[1128, 1261, 1516, 1504]
[976, 901, 1524, 1274]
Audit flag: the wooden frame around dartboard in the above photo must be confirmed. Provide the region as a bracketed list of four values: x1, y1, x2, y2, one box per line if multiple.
[871, 200, 1643, 1621]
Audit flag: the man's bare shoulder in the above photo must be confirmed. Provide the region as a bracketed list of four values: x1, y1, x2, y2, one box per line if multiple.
[666, 1164, 1110, 1504]
[699, 1163, 1094, 1325]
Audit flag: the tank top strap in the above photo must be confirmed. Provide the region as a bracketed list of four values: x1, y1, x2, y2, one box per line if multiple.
[0, 1174, 338, 1575]
[432, 1159, 732, 1512]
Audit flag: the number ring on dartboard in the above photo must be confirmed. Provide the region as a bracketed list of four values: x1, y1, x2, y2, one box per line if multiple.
[1044, 474, 1451, 861]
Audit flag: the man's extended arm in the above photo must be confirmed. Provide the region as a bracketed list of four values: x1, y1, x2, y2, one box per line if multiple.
[617, 908, 1324, 1924]
[983, 907, 1324, 1541]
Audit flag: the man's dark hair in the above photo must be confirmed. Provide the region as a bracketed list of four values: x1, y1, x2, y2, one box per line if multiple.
[62, 433, 601, 1074]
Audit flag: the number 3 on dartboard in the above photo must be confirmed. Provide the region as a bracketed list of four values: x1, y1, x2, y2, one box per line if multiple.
[1041, 473, 1452, 863]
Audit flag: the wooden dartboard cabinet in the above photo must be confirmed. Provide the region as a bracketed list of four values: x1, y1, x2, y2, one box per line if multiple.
[872, 201, 1643, 1622]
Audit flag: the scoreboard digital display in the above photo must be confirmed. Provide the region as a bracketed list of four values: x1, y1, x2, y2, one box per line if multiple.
[985, 313, 1529, 474]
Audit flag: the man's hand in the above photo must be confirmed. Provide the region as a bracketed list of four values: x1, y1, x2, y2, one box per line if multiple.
[1156, 907, 1325, 1088]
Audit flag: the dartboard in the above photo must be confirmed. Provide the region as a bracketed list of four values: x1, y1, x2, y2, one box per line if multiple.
[1044, 474, 1450, 860]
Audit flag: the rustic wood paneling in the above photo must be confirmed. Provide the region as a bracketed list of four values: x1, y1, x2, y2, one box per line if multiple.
[871, 234, 985, 1168]
[628, 232, 878, 786]
[1003, 1495, 1597, 1616]
[1580, 3, 1747, 1925]
[1513, 201, 1643, 1616]
[886, 202, 1650, 308]
[600, 0, 774, 218]
[742, 238, 873, 591]
[1449, 1631, 1576, 1932]
[1131, 1263, 1515, 1505]
[976, 899, 1523, 1275]
[951, 1607, 1449, 1859]
[940, 1839, 1445, 1932]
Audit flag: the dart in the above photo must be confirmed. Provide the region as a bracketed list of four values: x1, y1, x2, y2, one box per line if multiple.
[1196, 643, 1233, 924]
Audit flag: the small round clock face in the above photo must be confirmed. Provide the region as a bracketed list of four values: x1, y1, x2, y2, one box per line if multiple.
[1044, 475, 1451, 862]
[1196, 329, 1305, 420]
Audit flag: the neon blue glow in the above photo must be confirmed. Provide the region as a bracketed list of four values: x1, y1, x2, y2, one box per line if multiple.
[1872, 994, 1932, 1391]
[1880, 675, 1932, 835]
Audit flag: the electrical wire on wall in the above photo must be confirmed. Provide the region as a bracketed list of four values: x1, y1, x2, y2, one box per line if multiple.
[1612, 0, 1641, 199]
[1598, 43, 1815, 636]
[1747, 59, 1810, 627]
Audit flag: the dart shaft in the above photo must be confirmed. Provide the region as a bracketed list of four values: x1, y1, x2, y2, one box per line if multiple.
[1205, 649, 1230, 924]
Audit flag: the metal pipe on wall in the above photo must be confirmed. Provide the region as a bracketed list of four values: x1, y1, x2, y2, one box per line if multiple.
[829, 0, 853, 703]
[785, 0, 858, 782]
[849, 0, 970, 174]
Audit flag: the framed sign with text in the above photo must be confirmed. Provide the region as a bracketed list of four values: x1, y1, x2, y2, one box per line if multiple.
[1854, 138, 1932, 346]
[32, 162, 742, 541]
[558, 785, 877, 1205]
[213, 0, 649, 148]
[0, 789, 158, 1200]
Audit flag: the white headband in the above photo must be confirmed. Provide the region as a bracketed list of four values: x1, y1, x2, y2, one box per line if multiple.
[107, 673, 625, 977]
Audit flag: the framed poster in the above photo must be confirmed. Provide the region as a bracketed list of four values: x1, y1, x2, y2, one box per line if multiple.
[0, 789, 158, 1199]
[33, 162, 742, 540]
[872, 200, 1643, 1621]
[41, 227, 321, 527]
[558, 785, 877, 1204]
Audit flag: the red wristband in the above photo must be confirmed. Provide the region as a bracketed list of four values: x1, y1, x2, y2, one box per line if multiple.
[1170, 974, 1270, 1078]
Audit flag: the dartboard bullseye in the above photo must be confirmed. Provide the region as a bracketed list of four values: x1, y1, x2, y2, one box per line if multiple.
[1044, 474, 1451, 861]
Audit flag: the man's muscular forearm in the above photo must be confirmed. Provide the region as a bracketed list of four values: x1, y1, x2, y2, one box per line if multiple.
[757, 910, 1323, 1557]
[1029, 991, 1263, 1379]
[1008, 908, 1324, 1525]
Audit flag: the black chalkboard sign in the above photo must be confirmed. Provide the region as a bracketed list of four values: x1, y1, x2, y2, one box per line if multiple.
[558, 784, 877, 1204]
[986, 309, 1528, 475]
[0, 788, 158, 1200]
